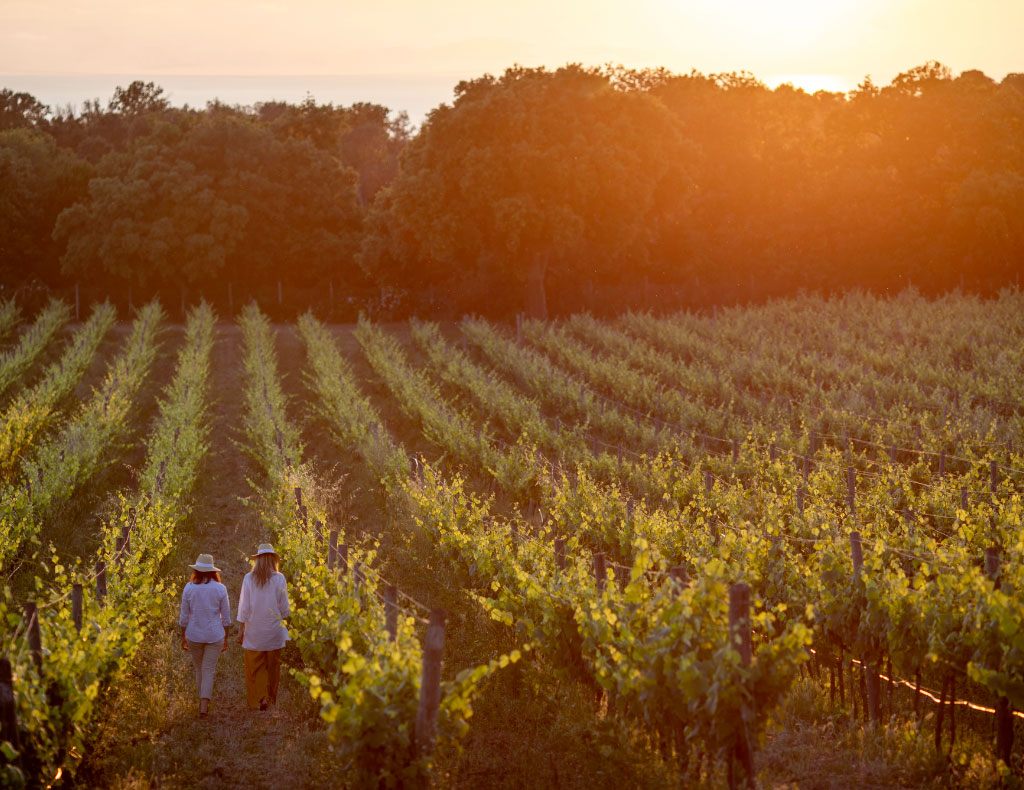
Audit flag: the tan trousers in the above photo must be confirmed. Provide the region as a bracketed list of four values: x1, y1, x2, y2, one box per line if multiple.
[244, 648, 282, 709]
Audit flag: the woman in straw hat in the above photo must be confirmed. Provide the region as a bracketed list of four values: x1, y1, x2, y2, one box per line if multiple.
[179, 553, 232, 717]
[237, 543, 290, 711]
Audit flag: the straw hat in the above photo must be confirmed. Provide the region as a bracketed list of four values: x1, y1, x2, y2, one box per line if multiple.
[250, 543, 279, 558]
[189, 553, 221, 572]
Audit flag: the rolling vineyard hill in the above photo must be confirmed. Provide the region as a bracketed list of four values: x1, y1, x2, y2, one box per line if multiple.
[0, 290, 1022, 789]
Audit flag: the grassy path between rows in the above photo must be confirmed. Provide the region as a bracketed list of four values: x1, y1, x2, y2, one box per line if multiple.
[77, 326, 333, 789]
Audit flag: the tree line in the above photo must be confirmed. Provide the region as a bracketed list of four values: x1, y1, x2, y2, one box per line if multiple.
[2, 62, 1022, 319]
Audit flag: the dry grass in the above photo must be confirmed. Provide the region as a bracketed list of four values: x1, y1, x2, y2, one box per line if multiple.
[757, 679, 1014, 789]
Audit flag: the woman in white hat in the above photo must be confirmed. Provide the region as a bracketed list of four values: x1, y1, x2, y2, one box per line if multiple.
[237, 543, 290, 711]
[179, 553, 232, 717]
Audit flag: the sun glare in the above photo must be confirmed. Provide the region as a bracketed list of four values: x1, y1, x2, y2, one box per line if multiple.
[766, 73, 852, 94]
[705, 0, 850, 47]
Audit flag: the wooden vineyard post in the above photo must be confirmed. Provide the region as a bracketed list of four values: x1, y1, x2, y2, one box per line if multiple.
[0, 657, 18, 758]
[990, 460, 999, 495]
[838, 650, 845, 707]
[796, 487, 804, 517]
[414, 609, 447, 762]
[24, 603, 41, 671]
[985, 546, 1000, 584]
[384, 584, 398, 641]
[850, 532, 881, 725]
[938, 450, 946, 478]
[554, 538, 566, 572]
[95, 560, 107, 603]
[729, 583, 752, 664]
[728, 583, 755, 789]
[986, 547, 1014, 765]
[338, 544, 349, 576]
[802, 455, 809, 486]
[961, 487, 968, 512]
[704, 470, 713, 495]
[594, 553, 607, 594]
[119, 523, 130, 569]
[328, 527, 338, 570]
[72, 583, 83, 633]
[294, 487, 302, 509]
[732, 438, 739, 464]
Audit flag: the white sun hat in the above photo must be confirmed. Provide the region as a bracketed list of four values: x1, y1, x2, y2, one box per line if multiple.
[189, 553, 221, 572]
[250, 543, 279, 558]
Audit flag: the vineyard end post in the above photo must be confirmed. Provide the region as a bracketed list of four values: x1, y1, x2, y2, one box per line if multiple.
[414, 609, 447, 761]
[72, 583, 83, 633]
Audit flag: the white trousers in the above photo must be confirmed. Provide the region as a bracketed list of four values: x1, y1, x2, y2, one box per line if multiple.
[187, 638, 223, 699]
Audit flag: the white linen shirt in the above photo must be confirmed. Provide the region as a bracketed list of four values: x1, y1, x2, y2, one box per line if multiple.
[237, 571, 290, 651]
[178, 581, 231, 643]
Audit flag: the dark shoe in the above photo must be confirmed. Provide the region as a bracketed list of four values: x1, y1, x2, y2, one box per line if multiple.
[258, 698, 268, 711]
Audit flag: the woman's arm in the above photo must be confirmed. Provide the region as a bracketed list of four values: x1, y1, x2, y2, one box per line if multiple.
[236, 576, 249, 645]
[220, 585, 232, 651]
[219, 585, 232, 629]
[178, 586, 190, 650]
[276, 574, 290, 618]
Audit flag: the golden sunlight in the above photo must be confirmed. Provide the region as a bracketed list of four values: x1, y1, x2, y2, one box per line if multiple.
[697, 0, 856, 48]
[765, 73, 852, 94]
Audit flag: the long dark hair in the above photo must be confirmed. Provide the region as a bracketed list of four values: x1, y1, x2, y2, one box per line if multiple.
[190, 570, 221, 584]
[252, 554, 279, 587]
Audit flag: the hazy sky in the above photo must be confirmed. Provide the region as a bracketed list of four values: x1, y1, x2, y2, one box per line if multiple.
[2, 0, 1021, 94]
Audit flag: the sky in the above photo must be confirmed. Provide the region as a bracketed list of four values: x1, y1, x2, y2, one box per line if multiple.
[2, 0, 1022, 119]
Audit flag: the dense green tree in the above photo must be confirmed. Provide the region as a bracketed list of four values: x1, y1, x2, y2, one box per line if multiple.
[107, 80, 169, 116]
[0, 90, 49, 131]
[47, 82, 180, 163]
[361, 64, 695, 318]
[259, 98, 410, 205]
[3, 61, 1024, 312]
[54, 113, 362, 289]
[0, 129, 93, 284]
[340, 102, 411, 206]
